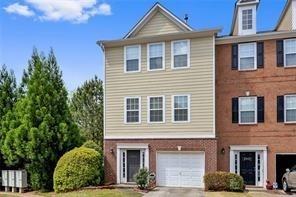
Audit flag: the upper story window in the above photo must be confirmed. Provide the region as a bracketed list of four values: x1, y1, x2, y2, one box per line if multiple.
[285, 95, 296, 123]
[242, 9, 253, 30]
[125, 97, 141, 123]
[148, 96, 164, 123]
[124, 45, 141, 73]
[239, 43, 257, 70]
[171, 40, 190, 69]
[172, 95, 190, 122]
[148, 43, 165, 71]
[239, 97, 257, 124]
[284, 39, 296, 67]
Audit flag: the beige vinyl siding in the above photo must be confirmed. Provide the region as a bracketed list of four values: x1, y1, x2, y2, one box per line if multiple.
[105, 36, 215, 139]
[134, 11, 184, 38]
[278, 4, 293, 31]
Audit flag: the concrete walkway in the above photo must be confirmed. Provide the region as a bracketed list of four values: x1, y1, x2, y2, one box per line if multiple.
[143, 187, 205, 197]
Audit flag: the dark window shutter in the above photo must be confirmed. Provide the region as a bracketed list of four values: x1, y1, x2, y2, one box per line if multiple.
[277, 40, 284, 67]
[257, 42, 264, 68]
[232, 44, 238, 70]
[232, 97, 239, 123]
[277, 96, 284, 122]
[257, 97, 264, 123]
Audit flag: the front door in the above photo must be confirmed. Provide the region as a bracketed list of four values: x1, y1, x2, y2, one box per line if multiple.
[240, 152, 256, 185]
[127, 150, 140, 182]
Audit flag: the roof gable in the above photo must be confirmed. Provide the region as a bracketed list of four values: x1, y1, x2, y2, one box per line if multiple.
[124, 3, 193, 39]
[276, 0, 293, 31]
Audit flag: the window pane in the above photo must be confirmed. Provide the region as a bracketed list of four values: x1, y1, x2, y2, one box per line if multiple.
[240, 43, 255, 57]
[286, 96, 296, 109]
[285, 40, 296, 54]
[286, 54, 296, 66]
[126, 46, 139, 60]
[240, 98, 256, 111]
[242, 9, 252, 30]
[149, 44, 162, 58]
[174, 55, 187, 68]
[240, 57, 255, 69]
[126, 59, 139, 71]
[174, 109, 188, 121]
[174, 41, 188, 55]
[127, 111, 139, 122]
[150, 97, 163, 110]
[174, 96, 188, 108]
[240, 111, 255, 123]
[150, 110, 163, 122]
[286, 109, 296, 122]
[150, 57, 163, 70]
[127, 98, 139, 110]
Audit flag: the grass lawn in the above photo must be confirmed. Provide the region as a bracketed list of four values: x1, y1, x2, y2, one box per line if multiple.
[37, 188, 143, 197]
[0, 188, 142, 197]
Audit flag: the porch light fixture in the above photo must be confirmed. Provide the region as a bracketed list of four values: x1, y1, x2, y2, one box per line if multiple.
[177, 146, 182, 151]
[221, 148, 225, 155]
[110, 148, 114, 154]
[245, 91, 250, 96]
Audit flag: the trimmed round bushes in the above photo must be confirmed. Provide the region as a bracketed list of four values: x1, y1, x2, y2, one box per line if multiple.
[204, 171, 244, 192]
[53, 147, 102, 192]
[81, 140, 101, 153]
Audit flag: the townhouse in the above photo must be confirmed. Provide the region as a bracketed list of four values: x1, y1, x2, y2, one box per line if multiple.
[98, 0, 296, 189]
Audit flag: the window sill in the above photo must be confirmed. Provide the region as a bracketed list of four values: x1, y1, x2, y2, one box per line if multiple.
[238, 123, 258, 126]
[238, 68, 257, 72]
[284, 121, 296, 125]
[147, 68, 165, 72]
[172, 121, 190, 124]
[171, 66, 190, 70]
[284, 65, 296, 69]
[124, 70, 141, 74]
[124, 122, 141, 125]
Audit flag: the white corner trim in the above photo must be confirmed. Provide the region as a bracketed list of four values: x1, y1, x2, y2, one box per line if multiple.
[147, 42, 165, 71]
[171, 39, 190, 70]
[230, 145, 268, 151]
[147, 95, 166, 123]
[124, 45, 141, 73]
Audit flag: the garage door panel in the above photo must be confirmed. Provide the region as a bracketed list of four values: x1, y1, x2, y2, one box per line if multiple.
[157, 152, 205, 188]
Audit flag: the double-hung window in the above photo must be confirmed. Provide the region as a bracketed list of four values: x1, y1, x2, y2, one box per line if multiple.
[148, 43, 164, 71]
[172, 40, 190, 69]
[239, 43, 257, 70]
[148, 96, 164, 123]
[125, 97, 141, 123]
[239, 97, 257, 124]
[242, 9, 253, 30]
[172, 95, 190, 122]
[124, 45, 141, 72]
[285, 95, 296, 123]
[284, 39, 296, 67]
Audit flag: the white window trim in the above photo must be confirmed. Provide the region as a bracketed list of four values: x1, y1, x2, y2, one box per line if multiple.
[238, 42, 257, 71]
[147, 96, 165, 123]
[124, 96, 141, 124]
[284, 39, 296, 68]
[171, 94, 191, 123]
[147, 42, 165, 71]
[124, 45, 141, 73]
[284, 94, 296, 123]
[238, 96, 257, 125]
[238, 5, 256, 36]
[171, 39, 190, 69]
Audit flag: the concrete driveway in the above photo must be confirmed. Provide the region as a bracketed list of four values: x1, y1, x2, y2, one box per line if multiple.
[143, 187, 205, 197]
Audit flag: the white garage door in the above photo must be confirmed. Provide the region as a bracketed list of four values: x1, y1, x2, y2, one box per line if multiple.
[156, 152, 205, 188]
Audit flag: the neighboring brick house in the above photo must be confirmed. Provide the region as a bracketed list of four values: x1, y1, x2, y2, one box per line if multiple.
[216, 0, 296, 188]
[98, 0, 296, 188]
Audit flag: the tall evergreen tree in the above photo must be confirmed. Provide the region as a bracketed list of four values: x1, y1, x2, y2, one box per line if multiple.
[70, 76, 104, 148]
[0, 65, 18, 170]
[1, 49, 81, 191]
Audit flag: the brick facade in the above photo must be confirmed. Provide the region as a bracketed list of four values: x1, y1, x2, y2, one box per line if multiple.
[216, 39, 296, 184]
[104, 138, 217, 184]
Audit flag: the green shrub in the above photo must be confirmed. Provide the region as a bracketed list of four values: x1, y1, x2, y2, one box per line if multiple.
[204, 171, 244, 192]
[134, 168, 149, 190]
[81, 140, 101, 153]
[53, 147, 102, 192]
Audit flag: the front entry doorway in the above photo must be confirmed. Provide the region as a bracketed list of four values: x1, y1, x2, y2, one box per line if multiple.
[127, 150, 140, 182]
[240, 152, 256, 185]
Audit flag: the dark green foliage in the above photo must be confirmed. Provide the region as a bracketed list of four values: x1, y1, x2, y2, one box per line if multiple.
[204, 171, 244, 192]
[53, 147, 102, 192]
[70, 76, 103, 149]
[134, 168, 149, 190]
[0, 65, 18, 170]
[1, 49, 81, 191]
